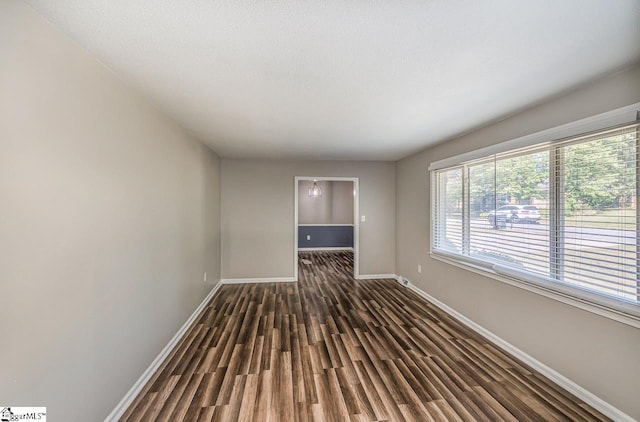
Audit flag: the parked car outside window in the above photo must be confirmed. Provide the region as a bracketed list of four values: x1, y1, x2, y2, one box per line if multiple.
[487, 205, 541, 224]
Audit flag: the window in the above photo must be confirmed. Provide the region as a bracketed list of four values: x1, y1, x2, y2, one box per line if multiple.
[432, 120, 640, 323]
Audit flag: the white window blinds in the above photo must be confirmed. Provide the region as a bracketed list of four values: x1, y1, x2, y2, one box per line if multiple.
[432, 121, 640, 319]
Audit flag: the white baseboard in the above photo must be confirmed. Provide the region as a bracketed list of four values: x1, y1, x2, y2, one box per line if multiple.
[298, 247, 354, 251]
[402, 277, 634, 422]
[104, 282, 222, 422]
[220, 277, 296, 284]
[355, 274, 397, 280]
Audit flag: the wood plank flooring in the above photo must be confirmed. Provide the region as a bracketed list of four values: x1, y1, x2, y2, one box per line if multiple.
[121, 251, 610, 421]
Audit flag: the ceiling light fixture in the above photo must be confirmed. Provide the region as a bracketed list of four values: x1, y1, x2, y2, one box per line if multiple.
[308, 181, 322, 197]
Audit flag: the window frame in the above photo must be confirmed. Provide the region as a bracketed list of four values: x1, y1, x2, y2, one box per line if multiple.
[429, 104, 640, 328]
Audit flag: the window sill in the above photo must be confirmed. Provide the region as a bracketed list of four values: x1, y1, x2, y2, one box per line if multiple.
[430, 251, 640, 329]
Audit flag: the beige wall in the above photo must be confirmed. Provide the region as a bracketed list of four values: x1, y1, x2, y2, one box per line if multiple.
[331, 181, 355, 224]
[0, 2, 221, 421]
[221, 160, 394, 278]
[298, 181, 354, 225]
[396, 63, 640, 419]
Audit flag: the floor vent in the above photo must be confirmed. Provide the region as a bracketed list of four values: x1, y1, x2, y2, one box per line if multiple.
[397, 276, 410, 287]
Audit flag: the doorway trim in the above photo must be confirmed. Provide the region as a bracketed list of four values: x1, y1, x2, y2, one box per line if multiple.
[294, 176, 359, 280]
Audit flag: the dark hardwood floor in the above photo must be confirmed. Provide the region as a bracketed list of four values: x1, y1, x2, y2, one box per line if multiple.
[121, 251, 609, 421]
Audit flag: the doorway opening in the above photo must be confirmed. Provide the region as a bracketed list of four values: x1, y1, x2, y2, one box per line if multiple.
[294, 177, 359, 280]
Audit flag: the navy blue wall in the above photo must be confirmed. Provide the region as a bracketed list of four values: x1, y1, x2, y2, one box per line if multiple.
[298, 225, 353, 248]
